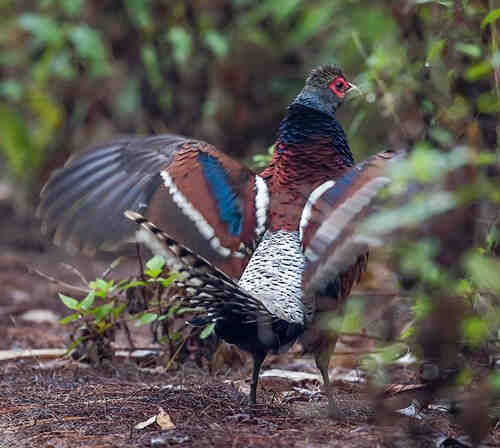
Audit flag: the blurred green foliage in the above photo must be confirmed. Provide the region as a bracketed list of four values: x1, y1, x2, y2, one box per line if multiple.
[0, 1, 499, 436]
[1, 1, 497, 184]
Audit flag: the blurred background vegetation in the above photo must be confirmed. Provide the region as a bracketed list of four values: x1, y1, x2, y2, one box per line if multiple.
[0, 0, 499, 441]
[5, 0, 497, 193]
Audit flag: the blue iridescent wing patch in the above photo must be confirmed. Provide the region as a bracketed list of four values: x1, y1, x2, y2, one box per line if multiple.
[197, 152, 243, 236]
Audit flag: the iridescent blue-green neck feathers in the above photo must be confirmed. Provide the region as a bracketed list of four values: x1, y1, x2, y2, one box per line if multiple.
[277, 104, 354, 166]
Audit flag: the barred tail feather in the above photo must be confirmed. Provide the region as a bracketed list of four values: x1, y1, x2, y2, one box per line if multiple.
[124, 211, 281, 328]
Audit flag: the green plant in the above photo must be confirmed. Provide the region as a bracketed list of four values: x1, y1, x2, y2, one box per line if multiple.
[56, 255, 215, 364]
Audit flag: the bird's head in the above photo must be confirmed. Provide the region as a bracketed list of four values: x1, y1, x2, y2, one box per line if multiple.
[293, 65, 359, 118]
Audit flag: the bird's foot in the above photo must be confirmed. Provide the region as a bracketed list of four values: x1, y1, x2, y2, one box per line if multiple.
[327, 396, 344, 420]
[324, 386, 344, 420]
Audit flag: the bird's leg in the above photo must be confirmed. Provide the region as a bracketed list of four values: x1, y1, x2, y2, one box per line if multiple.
[135, 241, 145, 278]
[314, 339, 342, 419]
[249, 351, 266, 405]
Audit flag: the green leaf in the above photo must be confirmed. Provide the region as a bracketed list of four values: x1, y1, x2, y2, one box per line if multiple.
[26, 87, 62, 151]
[455, 279, 473, 297]
[64, 336, 84, 356]
[291, 5, 334, 46]
[160, 273, 178, 287]
[118, 280, 147, 290]
[0, 80, 23, 101]
[427, 39, 445, 62]
[158, 331, 181, 344]
[170, 331, 181, 341]
[58, 293, 80, 310]
[362, 192, 457, 236]
[145, 255, 165, 278]
[167, 27, 193, 65]
[125, 0, 152, 29]
[400, 240, 441, 284]
[96, 321, 113, 333]
[62, 0, 83, 16]
[59, 313, 81, 324]
[135, 312, 158, 326]
[340, 297, 364, 333]
[465, 253, 500, 294]
[79, 292, 96, 311]
[116, 78, 140, 117]
[455, 43, 481, 58]
[51, 51, 76, 80]
[481, 8, 500, 28]
[112, 303, 127, 320]
[91, 302, 115, 322]
[490, 372, 500, 391]
[166, 301, 182, 319]
[487, 225, 499, 253]
[429, 127, 454, 147]
[204, 30, 229, 58]
[146, 255, 165, 271]
[18, 14, 64, 46]
[90, 278, 114, 298]
[270, 0, 301, 22]
[376, 343, 408, 364]
[200, 322, 216, 339]
[0, 103, 35, 179]
[67, 25, 111, 77]
[141, 44, 162, 89]
[492, 51, 500, 68]
[477, 92, 500, 114]
[400, 324, 415, 340]
[462, 316, 489, 348]
[176, 307, 198, 315]
[465, 61, 492, 81]
[412, 294, 432, 320]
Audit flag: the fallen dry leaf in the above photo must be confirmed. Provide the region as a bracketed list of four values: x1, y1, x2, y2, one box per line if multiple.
[0, 349, 66, 361]
[383, 383, 426, 397]
[135, 408, 175, 431]
[20, 309, 60, 323]
[156, 407, 175, 430]
[134, 414, 156, 430]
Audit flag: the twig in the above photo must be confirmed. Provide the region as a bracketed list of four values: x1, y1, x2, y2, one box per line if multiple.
[29, 266, 89, 295]
[113, 347, 164, 352]
[333, 349, 392, 356]
[136, 242, 145, 278]
[60, 263, 88, 286]
[122, 321, 136, 350]
[101, 256, 124, 280]
[164, 329, 192, 371]
[338, 330, 406, 344]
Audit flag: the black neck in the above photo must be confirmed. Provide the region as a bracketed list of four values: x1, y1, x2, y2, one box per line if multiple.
[277, 104, 354, 165]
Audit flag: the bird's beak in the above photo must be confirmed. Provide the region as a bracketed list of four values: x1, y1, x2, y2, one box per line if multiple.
[345, 82, 362, 100]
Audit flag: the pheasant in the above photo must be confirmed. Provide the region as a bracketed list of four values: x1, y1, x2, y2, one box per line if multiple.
[123, 150, 397, 414]
[38, 65, 400, 414]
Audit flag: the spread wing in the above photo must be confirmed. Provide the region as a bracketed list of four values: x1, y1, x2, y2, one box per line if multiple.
[38, 135, 270, 278]
[301, 150, 404, 298]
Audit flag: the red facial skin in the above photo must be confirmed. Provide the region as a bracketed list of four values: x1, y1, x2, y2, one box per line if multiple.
[328, 76, 350, 99]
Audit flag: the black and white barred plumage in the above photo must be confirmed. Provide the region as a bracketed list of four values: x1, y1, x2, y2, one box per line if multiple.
[125, 210, 303, 334]
[125, 210, 305, 404]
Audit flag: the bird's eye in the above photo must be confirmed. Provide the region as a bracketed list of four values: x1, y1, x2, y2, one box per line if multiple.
[329, 77, 349, 97]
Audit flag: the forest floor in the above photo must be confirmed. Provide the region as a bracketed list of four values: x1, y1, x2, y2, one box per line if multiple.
[0, 199, 499, 448]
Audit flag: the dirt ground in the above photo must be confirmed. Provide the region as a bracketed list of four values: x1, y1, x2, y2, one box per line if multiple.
[1, 199, 500, 448]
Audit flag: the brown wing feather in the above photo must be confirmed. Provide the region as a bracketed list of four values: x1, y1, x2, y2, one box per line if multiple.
[38, 135, 267, 278]
[302, 150, 404, 299]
